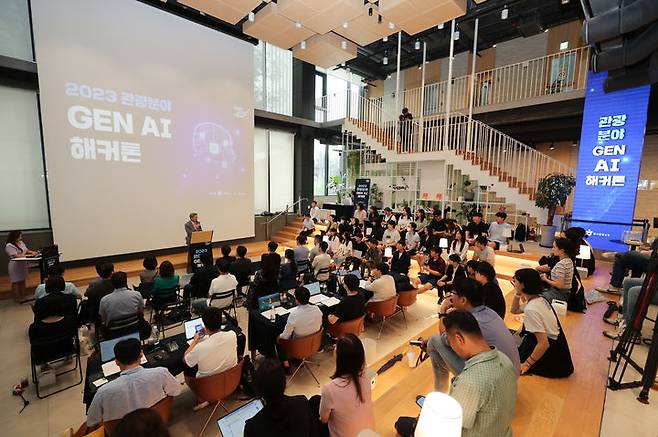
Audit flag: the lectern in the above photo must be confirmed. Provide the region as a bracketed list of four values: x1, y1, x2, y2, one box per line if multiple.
[188, 230, 213, 273]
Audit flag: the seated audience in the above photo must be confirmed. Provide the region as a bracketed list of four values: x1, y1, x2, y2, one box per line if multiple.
[354, 202, 367, 223]
[366, 206, 379, 225]
[309, 200, 320, 222]
[317, 334, 375, 436]
[33, 275, 78, 321]
[537, 238, 575, 302]
[99, 271, 145, 326]
[338, 216, 352, 236]
[326, 228, 340, 255]
[29, 314, 78, 367]
[364, 263, 396, 303]
[510, 268, 574, 378]
[413, 246, 446, 293]
[184, 307, 238, 380]
[278, 287, 323, 369]
[309, 235, 323, 263]
[35, 266, 80, 300]
[405, 223, 421, 255]
[421, 278, 519, 391]
[86, 338, 181, 427]
[390, 240, 411, 276]
[333, 233, 353, 267]
[260, 242, 282, 280]
[328, 274, 365, 326]
[397, 207, 413, 232]
[465, 260, 479, 278]
[279, 249, 298, 291]
[184, 252, 218, 300]
[464, 212, 488, 244]
[474, 262, 506, 320]
[472, 236, 495, 266]
[218, 245, 236, 265]
[193, 260, 237, 314]
[84, 262, 115, 323]
[300, 213, 315, 237]
[382, 207, 397, 226]
[449, 229, 469, 262]
[294, 235, 310, 265]
[436, 254, 467, 295]
[382, 222, 401, 248]
[244, 359, 312, 437]
[230, 245, 253, 287]
[487, 212, 512, 250]
[113, 408, 171, 437]
[152, 261, 180, 305]
[312, 241, 332, 282]
[427, 210, 449, 246]
[363, 238, 383, 267]
[139, 256, 159, 284]
[350, 233, 368, 260]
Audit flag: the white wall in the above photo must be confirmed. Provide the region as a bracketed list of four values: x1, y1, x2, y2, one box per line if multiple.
[418, 160, 446, 203]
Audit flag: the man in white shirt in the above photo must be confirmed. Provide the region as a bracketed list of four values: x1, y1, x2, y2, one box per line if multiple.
[184, 307, 238, 383]
[487, 212, 512, 250]
[365, 263, 397, 303]
[192, 260, 238, 314]
[312, 241, 333, 282]
[278, 286, 322, 370]
[86, 338, 180, 427]
[472, 236, 496, 267]
[309, 200, 320, 222]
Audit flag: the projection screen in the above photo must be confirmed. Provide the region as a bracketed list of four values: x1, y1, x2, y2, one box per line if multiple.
[31, 0, 255, 261]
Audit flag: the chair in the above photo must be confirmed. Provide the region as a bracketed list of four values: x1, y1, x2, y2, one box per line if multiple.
[209, 289, 238, 320]
[103, 395, 174, 435]
[185, 358, 245, 437]
[395, 289, 419, 329]
[327, 315, 365, 339]
[29, 317, 83, 399]
[102, 313, 142, 341]
[278, 329, 324, 386]
[366, 295, 399, 339]
[133, 282, 155, 300]
[316, 267, 330, 283]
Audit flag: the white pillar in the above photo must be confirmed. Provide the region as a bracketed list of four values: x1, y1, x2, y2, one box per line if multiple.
[443, 19, 456, 151]
[419, 42, 427, 150]
[395, 31, 402, 116]
[467, 18, 479, 152]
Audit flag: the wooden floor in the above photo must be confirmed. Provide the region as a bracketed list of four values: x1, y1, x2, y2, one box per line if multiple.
[369, 263, 614, 437]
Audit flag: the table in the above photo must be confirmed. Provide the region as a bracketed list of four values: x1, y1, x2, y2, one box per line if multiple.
[322, 203, 354, 220]
[609, 239, 645, 251]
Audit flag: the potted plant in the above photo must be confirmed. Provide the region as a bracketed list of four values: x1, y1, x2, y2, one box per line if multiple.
[534, 173, 576, 247]
[370, 183, 384, 209]
[328, 175, 346, 204]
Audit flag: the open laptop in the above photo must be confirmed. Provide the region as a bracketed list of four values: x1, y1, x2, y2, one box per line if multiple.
[217, 398, 264, 437]
[258, 293, 281, 312]
[99, 332, 146, 377]
[305, 281, 321, 296]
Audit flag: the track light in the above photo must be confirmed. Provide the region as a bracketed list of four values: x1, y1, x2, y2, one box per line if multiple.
[341, 40, 347, 50]
[383, 36, 388, 42]
[415, 40, 421, 50]
[389, 21, 395, 29]
[383, 56, 388, 65]
[248, 11, 254, 22]
[368, 7, 373, 16]
[300, 40, 306, 50]
[387, 74, 392, 79]
[501, 7, 508, 20]
[454, 30, 460, 41]
[438, 23, 444, 30]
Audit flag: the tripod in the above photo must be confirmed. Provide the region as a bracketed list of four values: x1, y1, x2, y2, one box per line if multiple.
[608, 250, 658, 403]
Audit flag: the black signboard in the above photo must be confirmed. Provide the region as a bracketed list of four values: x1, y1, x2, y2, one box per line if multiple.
[189, 243, 212, 272]
[355, 178, 371, 207]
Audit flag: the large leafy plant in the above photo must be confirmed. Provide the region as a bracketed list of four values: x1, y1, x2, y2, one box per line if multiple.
[534, 173, 576, 226]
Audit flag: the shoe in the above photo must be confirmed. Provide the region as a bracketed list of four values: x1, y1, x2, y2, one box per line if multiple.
[596, 286, 622, 295]
[519, 243, 525, 254]
[603, 314, 622, 326]
[601, 251, 617, 260]
[193, 401, 210, 411]
[603, 329, 620, 340]
[603, 301, 618, 320]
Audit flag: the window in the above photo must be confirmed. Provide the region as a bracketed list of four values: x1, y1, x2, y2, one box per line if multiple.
[559, 41, 569, 51]
[254, 41, 293, 116]
[313, 140, 326, 196]
[253, 127, 295, 213]
[316, 67, 365, 122]
[327, 145, 344, 195]
[0, 0, 33, 61]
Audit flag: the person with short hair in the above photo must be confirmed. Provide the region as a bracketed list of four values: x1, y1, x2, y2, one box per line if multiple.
[472, 236, 495, 266]
[312, 241, 332, 282]
[218, 245, 236, 265]
[427, 210, 449, 245]
[382, 221, 401, 248]
[230, 245, 252, 287]
[244, 359, 312, 437]
[317, 334, 375, 436]
[33, 275, 78, 321]
[420, 278, 520, 391]
[391, 240, 411, 276]
[140, 257, 159, 284]
[364, 263, 396, 303]
[86, 338, 181, 427]
[539, 238, 576, 302]
[465, 212, 489, 244]
[309, 200, 320, 222]
[487, 212, 512, 250]
[414, 246, 446, 293]
[465, 260, 479, 278]
[511, 269, 574, 378]
[99, 272, 145, 324]
[184, 307, 238, 379]
[405, 222, 421, 254]
[436, 254, 467, 295]
[113, 409, 171, 437]
[260, 241, 282, 280]
[84, 262, 115, 322]
[474, 262, 506, 320]
[34, 266, 81, 300]
[192, 260, 238, 314]
[279, 249, 298, 291]
[328, 274, 365, 325]
[309, 235, 323, 263]
[363, 238, 383, 267]
[278, 287, 323, 370]
[294, 235, 310, 264]
[184, 212, 202, 245]
[300, 213, 315, 237]
[152, 261, 180, 304]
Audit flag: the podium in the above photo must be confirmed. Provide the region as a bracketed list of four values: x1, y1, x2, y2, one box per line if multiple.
[188, 230, 213, 273]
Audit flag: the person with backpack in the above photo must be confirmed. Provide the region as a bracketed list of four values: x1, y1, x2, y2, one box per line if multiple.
[510, 269, 574, 378]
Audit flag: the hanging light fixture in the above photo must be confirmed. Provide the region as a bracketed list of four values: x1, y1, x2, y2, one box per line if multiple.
[501, 6, 509, 20]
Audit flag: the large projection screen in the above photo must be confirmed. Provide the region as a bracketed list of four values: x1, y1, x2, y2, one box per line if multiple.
[32, 0, 255, 261]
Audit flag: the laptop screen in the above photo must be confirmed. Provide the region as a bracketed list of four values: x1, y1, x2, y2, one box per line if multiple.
[217, 398, 264, 437]
[184, 318, 204, 340]
[258, 293, 281, 312]
[305, 282, 321, 296]
[99, 332, 141, 363]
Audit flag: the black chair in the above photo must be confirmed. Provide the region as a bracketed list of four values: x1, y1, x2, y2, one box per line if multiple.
[134, 282, 155, 300]
[29, 318, 83, 399]
[150, 286, 188, 338]
[209, 289, 237, 321]
[102, 313, 143, 340]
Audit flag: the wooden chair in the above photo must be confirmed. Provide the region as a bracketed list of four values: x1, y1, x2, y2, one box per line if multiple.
[278, 329, 324, 386]
[103, 396, 173, 435]
[185, 358, 245, 437]
[395, 289, 419, 329]
[366, 295, 399, 339]
[327, 315, 365, 339]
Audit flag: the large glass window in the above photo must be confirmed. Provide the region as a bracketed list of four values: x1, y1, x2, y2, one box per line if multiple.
[0, 0, 33, 61]
[313, 139, 326, 196]
[254, 127, 295, 213]
[315, 67, 365, 122]
[253, 128, 269, 214]
[0, 85, 49, 230]
[327, 145, 344, 195]
[254, 41, 293, 116]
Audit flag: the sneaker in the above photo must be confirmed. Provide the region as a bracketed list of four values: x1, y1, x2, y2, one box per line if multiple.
[596, 286, 622, 295]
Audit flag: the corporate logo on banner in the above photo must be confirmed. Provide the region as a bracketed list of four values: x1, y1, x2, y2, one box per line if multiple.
[571, 71, 650, 251]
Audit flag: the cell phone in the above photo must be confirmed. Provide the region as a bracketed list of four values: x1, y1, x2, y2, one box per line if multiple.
[195, 324, 205, 337]
[409, 340, 423, 346]
[416, 395, 425, 408]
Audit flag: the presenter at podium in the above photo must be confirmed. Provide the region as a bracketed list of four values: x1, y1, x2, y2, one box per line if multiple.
[184, 212, 202, 245]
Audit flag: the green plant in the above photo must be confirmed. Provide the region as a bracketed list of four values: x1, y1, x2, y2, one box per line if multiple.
[328, 175, 348, 203]
[455, 202, 479, 223]
[534, 173, 576, 226]
[369, 183, 383, 205]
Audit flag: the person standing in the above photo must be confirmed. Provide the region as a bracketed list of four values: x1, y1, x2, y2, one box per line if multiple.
[184, 212, 203, 273]
[5, 230, 38, 302]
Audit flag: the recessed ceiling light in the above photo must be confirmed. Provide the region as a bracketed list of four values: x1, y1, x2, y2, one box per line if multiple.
[343, 22, 349, 29]
[341, 40, 347, 50]
[438, 23, 444, 30]
[383, 36, 388, 42]
[295, 22, 302, 28]
[549, 143, 555, 150]
[389, 21, 395, 29]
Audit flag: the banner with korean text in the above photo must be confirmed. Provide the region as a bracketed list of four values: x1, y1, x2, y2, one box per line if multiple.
[571, 71, 650, 251]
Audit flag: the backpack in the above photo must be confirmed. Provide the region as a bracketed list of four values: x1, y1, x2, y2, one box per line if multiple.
[514, 223, 527, 242]
[567, 264, 587, 312]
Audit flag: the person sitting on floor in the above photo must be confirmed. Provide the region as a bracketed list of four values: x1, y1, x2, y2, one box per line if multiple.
[464, 212, 488, 245]
[316, 334, 375, 437]
[510, 268, 574, 378]
[536, 237, 576, 302]
[328, 274, 365, 326]
[436, 254, 467, 296]
[364, 263, 396, 303]
[86, 338, 181, 427]
[413, 246, 446, 294]
[192, 260, 237, 315]
[487, 212, 512, 250]
[184, 307, 238, 392]
[300, 213, 315, 237]
[33, 275, 78, 322]
[396, 310, 518, 437]
[244, 359, 313, 437]
[449, 229, 469, 263]
[474, 261, 506, 320]
[34, 266, 81, 300]
[184, 252, 218, 300]
[420, 278, 520, 392]
[382, 221, 401, 248]
[277, 286, 323, 371]
[472, 236, 495, 266]
[465, 260, 479, 278]
[390, 240, 411, 277]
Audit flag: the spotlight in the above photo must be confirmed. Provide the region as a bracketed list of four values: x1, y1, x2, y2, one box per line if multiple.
[383, 56, 388, 65]
[383, 36, 388, 42]
[501, 7, 508, 20]
[343, 22, 349, 29]
[248, 12, 254, 22]
[418, 65, 422, 70]
[341, 40, 347, 50]
[295, 22, 302, 28]
[549, 143, 555, 150]
[571, 141, 578, 147]
[387, 74, 392, 79]
[438, 23, 444, 30]
[454, 30, 460, 41]
[389, 21, 395, 29]
[415, 40, 421, 50]
[300, 40, 306, 50]
[368, 8, 373, 16]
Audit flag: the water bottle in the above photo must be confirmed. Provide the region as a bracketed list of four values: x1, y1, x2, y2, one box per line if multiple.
[269, 298, 275, 322]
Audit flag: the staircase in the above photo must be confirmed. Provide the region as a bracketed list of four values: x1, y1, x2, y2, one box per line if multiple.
[271, 217, 305, 246]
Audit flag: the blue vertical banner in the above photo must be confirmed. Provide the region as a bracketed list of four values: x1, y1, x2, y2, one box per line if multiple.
[571, 71, 650, 251]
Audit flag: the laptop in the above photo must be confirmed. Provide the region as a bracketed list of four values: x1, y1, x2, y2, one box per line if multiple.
[184, 318, 204, 341]
[305, 282, 321, 296]
[99, 332, 141, 363]
[258, 293, 281, 312]
[217, 399, 264, 437]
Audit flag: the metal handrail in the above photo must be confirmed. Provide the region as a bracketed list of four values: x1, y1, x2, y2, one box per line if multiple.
[264, 197, 308, 240]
